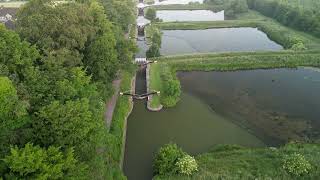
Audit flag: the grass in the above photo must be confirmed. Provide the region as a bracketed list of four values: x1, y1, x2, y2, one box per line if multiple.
[154, 143, 320, 179]
[148, 51, 320, 108]
[155, 11, 320, 50]
[108, 70, 134, 168]
[149, 63, 161, 109]
[0, 1, 26, 8]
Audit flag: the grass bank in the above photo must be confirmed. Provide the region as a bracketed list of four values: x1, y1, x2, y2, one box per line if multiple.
[107, 71, 134, 170]
[156, 11, 320, 50]
[154, 143, 320, 179]
[149, 63, 161, 109]
[148, 52, 320, 108]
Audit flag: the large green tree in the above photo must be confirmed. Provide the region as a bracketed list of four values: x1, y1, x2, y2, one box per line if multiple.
[0, 77, 28, 156]
[3, 143, 87, 179]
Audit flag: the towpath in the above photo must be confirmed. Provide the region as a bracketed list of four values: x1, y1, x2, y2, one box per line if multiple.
[105, 78, 121, 128]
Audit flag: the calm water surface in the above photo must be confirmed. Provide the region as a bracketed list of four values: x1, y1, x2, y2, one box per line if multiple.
[157, 10, 224, 22]
[161, 28, 283, 55]
[154, 0, 203, 5]
[178, 68, 320, 144]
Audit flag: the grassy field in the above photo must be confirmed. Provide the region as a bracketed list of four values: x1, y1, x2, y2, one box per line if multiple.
[149, 63, 161, 109]
[0, 1, 26, 8]
[148, 51, 320, 108]
[154, 143, 320, 179]
[155, 11, 320, 50]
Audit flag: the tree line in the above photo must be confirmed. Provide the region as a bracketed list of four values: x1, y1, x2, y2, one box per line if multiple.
[0, 0, 136, 179]
[247, 0, 320, 38]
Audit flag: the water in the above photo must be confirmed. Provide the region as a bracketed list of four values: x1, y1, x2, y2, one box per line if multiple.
[135, 37, 148, 58]
[157, 10, 224, 22]
[137, 16, 151, 26]
[154, 0, 204, 5]
[123, 69, 265, 180]
[178, 68, 320, 144]
[160, 28, 283, 55]
[124, 68, 320, 180]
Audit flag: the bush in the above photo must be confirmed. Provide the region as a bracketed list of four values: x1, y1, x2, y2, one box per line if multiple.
[291, 42, 307, 51]
[160, 66, 181, 107]
[225, 0, 248, 17]
[152, 30, 162, 47]
[282, 153, 312, 176]
[153, 143, 186, 175]
[146, 44, 161, 58]
[176, 155, 198, 176]
[145, 8, 156, 21]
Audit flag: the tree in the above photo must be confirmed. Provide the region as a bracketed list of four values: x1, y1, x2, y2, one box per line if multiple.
[33, 99, 96, 152]
[3, 143, 87, 179]
[0, 77, 28, 155]
[153, 143, 186, 175]
[147, 44, 161, 58]
[0, 24, 39, 83]
[101, 0, 136, 31]
[145, 8, 156, 21]
[16, 0, 95, 54]
[85, 33, 118, 93]
[225, 0, 248, 18]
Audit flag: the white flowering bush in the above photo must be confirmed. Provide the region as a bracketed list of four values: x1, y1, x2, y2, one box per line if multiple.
[176, 155, 198, 176]
[282, 153, 312, 176]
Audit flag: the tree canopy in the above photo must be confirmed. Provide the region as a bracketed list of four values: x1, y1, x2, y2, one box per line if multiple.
[0, 0, 136, 178]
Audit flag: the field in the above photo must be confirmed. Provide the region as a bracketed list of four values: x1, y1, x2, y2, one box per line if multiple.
[0, 1, 26, 7]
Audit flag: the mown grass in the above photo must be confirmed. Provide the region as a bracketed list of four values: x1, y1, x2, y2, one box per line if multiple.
[156, 11, 320, 50]
[149, 63, 161, 109]
[149, 51, 320, 108]
[154, 143, 320, 180]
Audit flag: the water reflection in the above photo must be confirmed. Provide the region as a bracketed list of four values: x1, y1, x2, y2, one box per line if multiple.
[161, 28, 283, 55]
[157, 10, 224, 22]
[154, 0, 204, 5]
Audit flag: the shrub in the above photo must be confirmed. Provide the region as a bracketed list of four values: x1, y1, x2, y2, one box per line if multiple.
[146, 44, 161, 58]
[282, 153, 312, 176]
[176, 155, 198, 176]
[291, 42, 307, 51]
[145, 8, 156, 21]
[160, 66, 181, 107]
[153, 143, 185, 175]
[152, 30, 162, 47]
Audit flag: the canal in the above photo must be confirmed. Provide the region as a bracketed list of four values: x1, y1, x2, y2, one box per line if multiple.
[123, 1, 318, 180]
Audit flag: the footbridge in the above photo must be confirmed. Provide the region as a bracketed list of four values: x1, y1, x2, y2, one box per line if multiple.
[120, 91, 160, 100]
